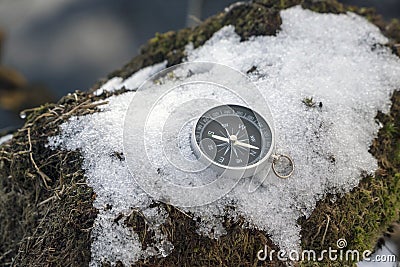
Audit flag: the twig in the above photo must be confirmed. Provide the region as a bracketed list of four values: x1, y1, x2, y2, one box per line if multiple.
[321, 214, 331, 246]
[12, 205, 52, 266]
[0, 250, 12, 261]
[188, 14, 203, 25]
[312, 224, 323, 243]
[174, 206, 193, 219]
[38, 185, 65, 206]
[37, 195, 57, 206]
[52, 100, 108, 124]
[28, 128, 51, 189]
[128, 208, 149, 224]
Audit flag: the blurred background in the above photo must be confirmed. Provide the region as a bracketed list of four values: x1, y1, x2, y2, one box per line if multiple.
[0, 0, 399, 132]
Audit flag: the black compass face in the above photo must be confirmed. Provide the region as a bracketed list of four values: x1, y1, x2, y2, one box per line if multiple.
[194, 105, 273, 167]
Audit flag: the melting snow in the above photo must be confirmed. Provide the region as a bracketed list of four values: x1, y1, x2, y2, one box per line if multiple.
[49, 6, 400, 266]
[0, 134, 12, 145]
[94, 60, 167, 96]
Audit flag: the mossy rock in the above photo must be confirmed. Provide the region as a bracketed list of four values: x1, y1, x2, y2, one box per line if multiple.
[1, 0, 400, 266]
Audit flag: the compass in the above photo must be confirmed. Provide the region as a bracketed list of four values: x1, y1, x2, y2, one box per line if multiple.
[191, 104, 293, 179]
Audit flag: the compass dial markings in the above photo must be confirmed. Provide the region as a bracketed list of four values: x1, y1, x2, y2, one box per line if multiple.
[194, 105, 273, 167]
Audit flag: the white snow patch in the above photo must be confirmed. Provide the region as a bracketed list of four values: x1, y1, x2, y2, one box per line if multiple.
[49, 6, 400, 265]
[94, 61, 167, 96]
[0, 134, 12, 145]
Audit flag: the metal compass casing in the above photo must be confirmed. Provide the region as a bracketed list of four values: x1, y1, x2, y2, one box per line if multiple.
[191, 104, 276, 179]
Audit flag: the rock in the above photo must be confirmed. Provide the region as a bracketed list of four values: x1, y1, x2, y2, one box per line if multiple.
[1, 1, 400, 266]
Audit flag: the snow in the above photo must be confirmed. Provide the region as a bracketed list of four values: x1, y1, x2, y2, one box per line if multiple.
[94, 61, 167, 96]
[0, 134, 12, 145]
[48, 6, 400, 266]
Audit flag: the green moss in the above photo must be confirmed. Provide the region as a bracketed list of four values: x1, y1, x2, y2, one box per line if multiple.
[130, 207, 286, 267]
[301, 0, 345, 14]
[302, 97, 317, 108]
[383, 122, 397, 137]
[395, 144, 400, 165]
[97, 2, 283, 83]
[0, 93, 102, 266]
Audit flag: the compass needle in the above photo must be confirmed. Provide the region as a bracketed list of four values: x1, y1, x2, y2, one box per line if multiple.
[234, 141, 259, 150]
[211, 134, 229, 143]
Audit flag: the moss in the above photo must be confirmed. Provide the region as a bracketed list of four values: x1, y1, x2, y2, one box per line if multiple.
[94, 2, 283, 85]
[302, 97, 318, 108]
[301, 0, 345, 14]
[130, 205, 286, 267]
[0, 93, 102, 266]
[254, 0, 300, 9]
[299, 92, 400, 266]
[394, 143, 400, 165]
[92, 0, 400, 91]
[1, 1, 400, 266]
